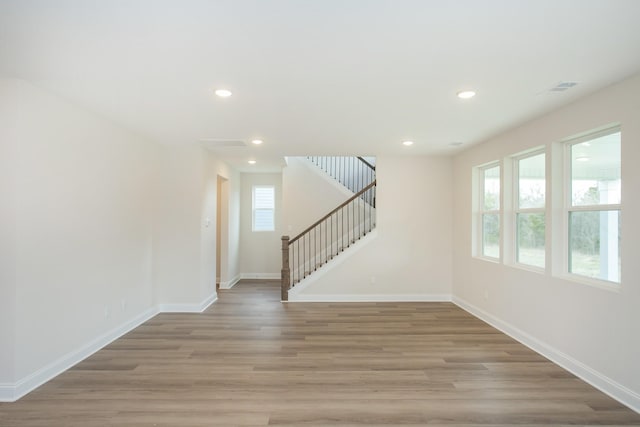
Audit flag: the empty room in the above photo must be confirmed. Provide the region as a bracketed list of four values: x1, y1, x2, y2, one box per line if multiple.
[1, 0, 640, 425]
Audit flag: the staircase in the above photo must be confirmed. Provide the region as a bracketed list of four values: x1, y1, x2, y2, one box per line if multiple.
[281, 157, 376, 301]
[306, 156, 376, 205]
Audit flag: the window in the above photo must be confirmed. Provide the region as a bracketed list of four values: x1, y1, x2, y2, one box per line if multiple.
[252, 186, 275, 231]
[515, 151, 545, 268]
[479, 164, 501, 259]
[566, 128, 621, 283]
[470, 125, 622, 286]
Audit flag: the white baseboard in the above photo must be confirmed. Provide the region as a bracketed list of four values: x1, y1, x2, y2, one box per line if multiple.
[289, 293, 452, 303]
[219, 274, 279, 289]
[1, 291, 219, 402]
[0, 383, 15, 402]
[239, 273, 280, 280]
[10, 289, 637, 414]
[218, 274, 241, 289]
[452, 296, 640, 414]
[0, 306, 159, 402]
[157, 292, 217, 313]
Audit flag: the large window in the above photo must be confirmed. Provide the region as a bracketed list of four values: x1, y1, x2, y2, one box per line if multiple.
[516, 151, 545, 268]
[252, 186, 275, 231]
[480, 164, 501, 259]
[567, 128, 621, 283]
[472, 126, 622, 287]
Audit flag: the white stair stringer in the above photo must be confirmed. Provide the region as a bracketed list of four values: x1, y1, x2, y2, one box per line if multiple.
[288, 228, 379, 300]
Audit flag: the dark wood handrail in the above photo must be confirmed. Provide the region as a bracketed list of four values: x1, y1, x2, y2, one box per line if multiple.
[357, 156, 376, 171]
[289, 180, 376, 245]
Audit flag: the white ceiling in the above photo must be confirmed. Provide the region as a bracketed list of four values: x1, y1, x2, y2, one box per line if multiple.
[2, 0, 640, 172]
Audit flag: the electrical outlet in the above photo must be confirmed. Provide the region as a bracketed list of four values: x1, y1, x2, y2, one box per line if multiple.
[121, 299, 127, 312]
[370, 276, 376, 284]
[104, 306, 111, 319]
[484, 290, 489, 300]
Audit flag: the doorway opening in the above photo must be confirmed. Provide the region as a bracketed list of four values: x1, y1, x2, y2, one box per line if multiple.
[216, 175, 229, 289]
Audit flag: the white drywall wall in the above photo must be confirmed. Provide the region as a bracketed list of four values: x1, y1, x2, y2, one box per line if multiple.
[291, 156, 453, 300]
[152, 147, 241, 302]
[153, 145, 206, 305]
[239, 173, 283, 278]
[282, 157, 355, 237]
[227, 166, 241, 283]
[7, 79, 159, 381]
[0, 79, 241, 399]
[0, 80, 18, 386]
[451, 72, 640, 410]
[210, 158, 241, 286]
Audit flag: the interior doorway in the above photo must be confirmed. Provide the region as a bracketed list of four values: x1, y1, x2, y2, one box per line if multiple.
[216, 175, 229, 288]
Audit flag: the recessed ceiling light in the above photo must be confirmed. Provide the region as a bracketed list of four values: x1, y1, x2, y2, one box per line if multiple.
[457, 90, 476, 99]
[215, 89, 232, 98]
[576, 156, 590, 162]
[251, 139, 263, 145]
[402, 140, 414, 146]
[248, 160, 257, 165]
[449, 142, 464, 147]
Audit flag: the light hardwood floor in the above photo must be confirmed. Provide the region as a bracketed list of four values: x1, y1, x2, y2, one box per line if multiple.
[1, 280, 639, 426]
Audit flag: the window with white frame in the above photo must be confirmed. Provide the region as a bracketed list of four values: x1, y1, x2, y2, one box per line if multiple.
[252, 186, 275, 231]
[515, 151, 546, 268]
[479, 164, 501, 259]
[566, 128, 621, 283]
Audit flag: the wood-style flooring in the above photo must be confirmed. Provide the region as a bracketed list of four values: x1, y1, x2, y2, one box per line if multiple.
[1, 280, 639, 426]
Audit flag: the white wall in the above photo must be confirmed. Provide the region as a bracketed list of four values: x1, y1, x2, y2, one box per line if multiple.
[0, 79, 240, 400]
[291, 156, 453, 300]
[152, 147, 240, 305]
[226, 164, 241, 284]
[211, 158, 241, 287]
[199, 157, 218, 300]
[5, 79, 162, 383]
[452, 72, 640, 411]
[0, 80, 18, 387]
[282, 157, 355, 237]
[239, 173, 283, 278]
[153, 146, 206, 306]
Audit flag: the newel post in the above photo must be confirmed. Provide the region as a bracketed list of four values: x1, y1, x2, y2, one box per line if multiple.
[281, 236, 290, 301]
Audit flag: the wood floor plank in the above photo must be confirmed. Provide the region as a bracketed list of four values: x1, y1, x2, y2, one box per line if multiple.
[1, 279, 639, 426]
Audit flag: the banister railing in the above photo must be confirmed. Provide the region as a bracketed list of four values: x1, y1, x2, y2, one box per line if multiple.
[281, 180, 376, 301]
[307, 156, 376, 204]
[357, 156, 376, 171]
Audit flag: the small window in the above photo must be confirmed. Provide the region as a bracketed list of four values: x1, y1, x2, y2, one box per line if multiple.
[516, 151, 545, 268]
[480, 164, 501, 259]
[567, 128, 621, 283]
[252, 186, 275, 231]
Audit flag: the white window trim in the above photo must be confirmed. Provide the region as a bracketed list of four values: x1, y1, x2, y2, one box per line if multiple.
[476, 162, 502, 262]
[469, 124, 622, 290]
[560, 126, 621, 288]
[512, 148, 546, 272]
[252, 185, 275, 232]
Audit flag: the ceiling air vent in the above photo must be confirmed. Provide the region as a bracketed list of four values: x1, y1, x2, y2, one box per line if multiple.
[200, 139, 248, 151]
[200, 139, 247, 148]
[549, 81, 578, 92]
